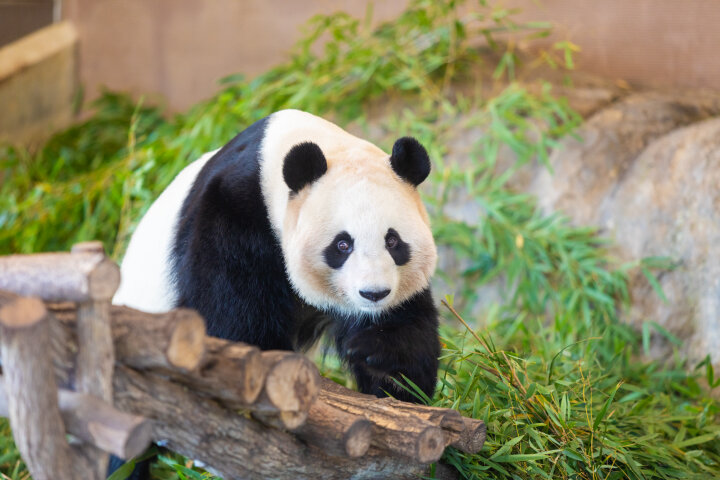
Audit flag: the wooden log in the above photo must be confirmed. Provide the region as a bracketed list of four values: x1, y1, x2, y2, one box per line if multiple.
[320, 383, 445, 463]
[51, 305, 263, 407]
[453, 417, 487, 454]
[0, 293, 278, 415]
[67, 244, 118, 477]
[190, 337, 266, 406]
[295, 399, 372, 458]
[111, 307, 207, 373]
[47, 302, 208, 374]
[76, 300, 114, 399]
[0, 250, 120, 302]
[113, 366, 427, 480]
[320, 378, 463, 442]
[0, 377, 152, 459]
[252, 350, 321, 429]
[0, 293, 207, 388]
[0, 291, 77, 387]
[320, 378, 485, 454]
[0, 297, 89, 479]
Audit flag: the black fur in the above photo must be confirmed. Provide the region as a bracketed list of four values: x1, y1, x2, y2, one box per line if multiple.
[332, 288, 440, 402]
[171, 116, 301, 350]
[390, 137, 431, 187]
[323, 231, 354, 269]
[385, 228, 411, 266]
[283, 141, 327, 193]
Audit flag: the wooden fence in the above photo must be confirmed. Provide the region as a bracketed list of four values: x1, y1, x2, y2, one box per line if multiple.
[0, 242, 485, 479]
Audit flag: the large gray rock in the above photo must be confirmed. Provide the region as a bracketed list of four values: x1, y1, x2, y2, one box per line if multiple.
[604, 117, 720, 363]
[532, 92, 720, 367]
[532, 92, 719, 226]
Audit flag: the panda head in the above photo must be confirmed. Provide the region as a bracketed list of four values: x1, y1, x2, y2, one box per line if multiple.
[280, 137, 437, 317]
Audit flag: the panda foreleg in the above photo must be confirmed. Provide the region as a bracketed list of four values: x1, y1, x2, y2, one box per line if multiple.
[335, 288, 440, 404]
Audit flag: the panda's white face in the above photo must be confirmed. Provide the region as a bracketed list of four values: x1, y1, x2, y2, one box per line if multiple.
[282, 162, 437, 317]
[258, 110, 437, 318]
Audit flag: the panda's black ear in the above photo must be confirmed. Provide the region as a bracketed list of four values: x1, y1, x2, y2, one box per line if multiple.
[283, 142, 328, 193]
[390, 137, 431, 187]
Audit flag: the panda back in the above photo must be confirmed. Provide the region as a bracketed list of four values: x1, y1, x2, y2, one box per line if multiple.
[112, 151, 216, 312]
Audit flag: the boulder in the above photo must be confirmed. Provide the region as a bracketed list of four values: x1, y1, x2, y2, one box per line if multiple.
[531, 92, 720, 226]
[532, 92, 720, 367]
[603, 117, 720, 365]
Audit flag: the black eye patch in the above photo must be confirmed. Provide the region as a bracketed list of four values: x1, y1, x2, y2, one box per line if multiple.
[323, 231, 354, 269]
[385, 228, 411, 266]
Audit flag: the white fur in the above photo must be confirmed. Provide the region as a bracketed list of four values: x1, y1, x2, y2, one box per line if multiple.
[112, 150, 217, 312]
[259, 109, 385, 237]
[260, 110, 437, 316]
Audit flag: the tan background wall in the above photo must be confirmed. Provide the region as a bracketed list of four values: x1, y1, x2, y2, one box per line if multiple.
[515, 0, 720, 91]
[61, 0, 410, 111]
[5, 0, 718, 113]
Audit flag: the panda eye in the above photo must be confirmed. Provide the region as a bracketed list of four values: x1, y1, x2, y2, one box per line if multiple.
[337, 240, 352, 253]
[385, 235, 399, 249]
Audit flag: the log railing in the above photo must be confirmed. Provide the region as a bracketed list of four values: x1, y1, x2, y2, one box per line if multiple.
[0, 244, 486, 480]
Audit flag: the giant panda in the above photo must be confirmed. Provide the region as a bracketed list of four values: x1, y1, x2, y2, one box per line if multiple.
[113, 109, 440, 402]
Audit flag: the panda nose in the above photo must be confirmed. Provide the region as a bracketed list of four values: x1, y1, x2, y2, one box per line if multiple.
[359, 289, 391, 302]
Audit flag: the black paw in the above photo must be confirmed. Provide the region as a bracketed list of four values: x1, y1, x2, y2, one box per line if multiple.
[344, 328, 398, 372]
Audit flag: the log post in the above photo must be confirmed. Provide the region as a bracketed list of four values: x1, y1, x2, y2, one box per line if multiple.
[70, 243, 120, 476]
[0, 377, 153, 459]
[0, 297, 90, 479]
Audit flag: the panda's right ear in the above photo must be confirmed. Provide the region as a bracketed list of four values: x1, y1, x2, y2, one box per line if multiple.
[283, 142, 328, 193]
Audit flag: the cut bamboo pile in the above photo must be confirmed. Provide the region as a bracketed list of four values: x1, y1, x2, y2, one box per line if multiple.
[0, 244, 486, 480]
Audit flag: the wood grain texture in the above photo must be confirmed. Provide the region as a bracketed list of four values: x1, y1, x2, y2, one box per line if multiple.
[0, 378, 152, 459]
[295, 398, 372, 458]
[0, 251, 120, 302]
[319, 379, 446, 463]
[114, 366, 427, 480]
[252, 350, 321, 428]
[0, 297, 89, 479]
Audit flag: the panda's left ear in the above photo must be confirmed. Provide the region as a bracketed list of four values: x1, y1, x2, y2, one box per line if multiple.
[390, 137, 431, 187]
[283, 142, 328, 193]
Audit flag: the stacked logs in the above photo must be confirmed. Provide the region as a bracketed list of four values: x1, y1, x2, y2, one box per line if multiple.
[0, 242, 146, 479]
[0, 245, 486, 480]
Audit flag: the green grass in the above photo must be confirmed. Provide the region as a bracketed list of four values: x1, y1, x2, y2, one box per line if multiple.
[1, 1, 719, 479]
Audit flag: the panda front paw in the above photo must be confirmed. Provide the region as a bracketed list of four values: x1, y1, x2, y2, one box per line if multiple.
[344, 332, 392, 372]
[341, 325, 439, 403]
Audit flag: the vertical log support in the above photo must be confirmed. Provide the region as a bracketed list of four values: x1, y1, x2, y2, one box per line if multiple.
[0, 297, 88, 480]
[70, 241, 121, 476]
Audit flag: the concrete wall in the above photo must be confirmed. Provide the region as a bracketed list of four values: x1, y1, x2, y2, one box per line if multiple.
[0, 22, 79, 144]
[3, 1, 719, 119]
[61, 0, 409, 111]
[516, 0, 720, 91]
[59, 0, 720, 112]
